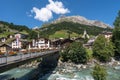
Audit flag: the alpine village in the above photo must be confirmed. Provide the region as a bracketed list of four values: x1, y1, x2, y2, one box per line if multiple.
[0, 10, 120, 80]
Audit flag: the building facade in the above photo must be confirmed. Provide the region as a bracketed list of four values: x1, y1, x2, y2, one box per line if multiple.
[12, 39, 22, 49]
[0, 44, 12, 53]
[29, 38, 50, 50]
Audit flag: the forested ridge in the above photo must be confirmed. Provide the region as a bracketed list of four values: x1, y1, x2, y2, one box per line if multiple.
[39, 21, 112, 38]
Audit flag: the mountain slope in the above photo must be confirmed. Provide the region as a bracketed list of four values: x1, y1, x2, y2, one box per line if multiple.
[39, 21, 112, 39]
[52, 16, 112, 28]
[0, 21, 29, 38]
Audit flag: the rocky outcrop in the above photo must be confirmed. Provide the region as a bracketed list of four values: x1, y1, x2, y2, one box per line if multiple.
[52, 16, 111, 28]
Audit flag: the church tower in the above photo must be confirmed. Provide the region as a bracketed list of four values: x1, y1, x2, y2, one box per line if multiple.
[82, 30, 89, 39]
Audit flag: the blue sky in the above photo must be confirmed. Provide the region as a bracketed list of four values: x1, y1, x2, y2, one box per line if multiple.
[0, 0, 120, 28]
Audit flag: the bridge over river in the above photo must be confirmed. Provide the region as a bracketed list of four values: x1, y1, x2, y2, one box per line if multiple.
[0, 50, 60, 73]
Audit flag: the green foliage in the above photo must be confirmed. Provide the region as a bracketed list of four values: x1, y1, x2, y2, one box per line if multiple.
[67, 30, 72, 39]
[49, 30, 78, 39]
[112, 10, 120, 59]
[113, 10, 120, 27]
[28, 31, 38, 39]
[60, 42, 88, 64]
[39, 21, 112, 38]
[0, 28, 3, 33]
[92, 64, 107, 80]
[86, 48, 93, 59]
[0, 21, 38, 39]
[84, 34, 89, 43]
[0, 21, 30, 32]
[93, 35, 114, 62]
[60, 47, 70, 62]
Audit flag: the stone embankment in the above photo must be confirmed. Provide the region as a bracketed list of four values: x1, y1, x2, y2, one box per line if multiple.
[56, 58, 120, 74]
[18, 58, 120, 80]
[18, 57, 120, 72]
[19, 60, 40, 69]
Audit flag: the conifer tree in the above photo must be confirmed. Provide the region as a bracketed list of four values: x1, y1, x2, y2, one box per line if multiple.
[112, 10, 120, 59]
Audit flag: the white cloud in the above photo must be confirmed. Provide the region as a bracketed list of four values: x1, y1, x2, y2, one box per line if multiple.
[32, 7, 52, 22]
[47, 0, 70, 14]
[31, 0, 70, 22]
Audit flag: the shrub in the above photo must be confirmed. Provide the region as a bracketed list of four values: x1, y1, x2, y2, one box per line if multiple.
[60, 42, 88, 64]
[92, 64, 107, 80]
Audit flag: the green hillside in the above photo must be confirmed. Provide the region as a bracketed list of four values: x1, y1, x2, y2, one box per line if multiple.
[0, 21, 37, 39]
[39, 21, 112, 39]
[49, 30, 79, 39]
[0, 21, 113, 39]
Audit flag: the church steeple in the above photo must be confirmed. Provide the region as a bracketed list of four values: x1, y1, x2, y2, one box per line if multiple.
[82, 30, 89, 39]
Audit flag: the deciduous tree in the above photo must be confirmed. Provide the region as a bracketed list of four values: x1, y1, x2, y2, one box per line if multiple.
[60, 42, 88, 64]
[93, 35, 114, 62]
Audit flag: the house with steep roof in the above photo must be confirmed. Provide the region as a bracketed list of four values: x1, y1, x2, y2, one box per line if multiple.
[0, 43, 12, 53]
[28, 38, 50, 50]
[0, 37, 7, 43]
[11, 39, 22, 49]
[83, 37, 96, 49]
[14, 32, 28, 39]
[101, 31, 112, 40]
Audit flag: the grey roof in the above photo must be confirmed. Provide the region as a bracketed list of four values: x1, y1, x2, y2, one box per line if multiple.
[0, 43, 12, 47]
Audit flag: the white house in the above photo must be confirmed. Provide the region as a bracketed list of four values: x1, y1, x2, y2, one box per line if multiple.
[14, 33, 28, 39]
[12, 39, 22, 49]
[102, 31, 112, 39]
[9, 35, 14, 38]
[7, 34, 14, 39]
[15, 33, 21, 39]
[28, 38, 50, 50]
[38, 38, 50, 49]
[0, 37, 7, 43]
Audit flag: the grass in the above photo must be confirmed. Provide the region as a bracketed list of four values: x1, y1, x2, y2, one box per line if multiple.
[49, 30, 79, 39]
[0, 29, 28, 38]
[0, 32, 15, 38]
[86, 48, 93, 59]
[20, 30, 29, 35]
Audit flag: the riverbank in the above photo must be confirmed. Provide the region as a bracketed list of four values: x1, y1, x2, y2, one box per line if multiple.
[57, 58, 120, 72]
[39, 59, 120, 80]
[0, 57, 120, 80]
[18, 60, 40, 69]
[0, 59, 41, 80]
[21, 57, 120, 80]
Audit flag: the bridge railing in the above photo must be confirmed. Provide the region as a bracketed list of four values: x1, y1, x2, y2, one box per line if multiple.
[0, 50, 59, 66]
[0, 57, 6, 64]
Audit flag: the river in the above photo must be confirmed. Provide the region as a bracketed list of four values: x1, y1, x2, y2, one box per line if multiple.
[0, 65, 120, 80]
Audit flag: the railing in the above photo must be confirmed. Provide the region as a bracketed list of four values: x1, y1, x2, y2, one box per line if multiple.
[0, 50, 59, 66]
